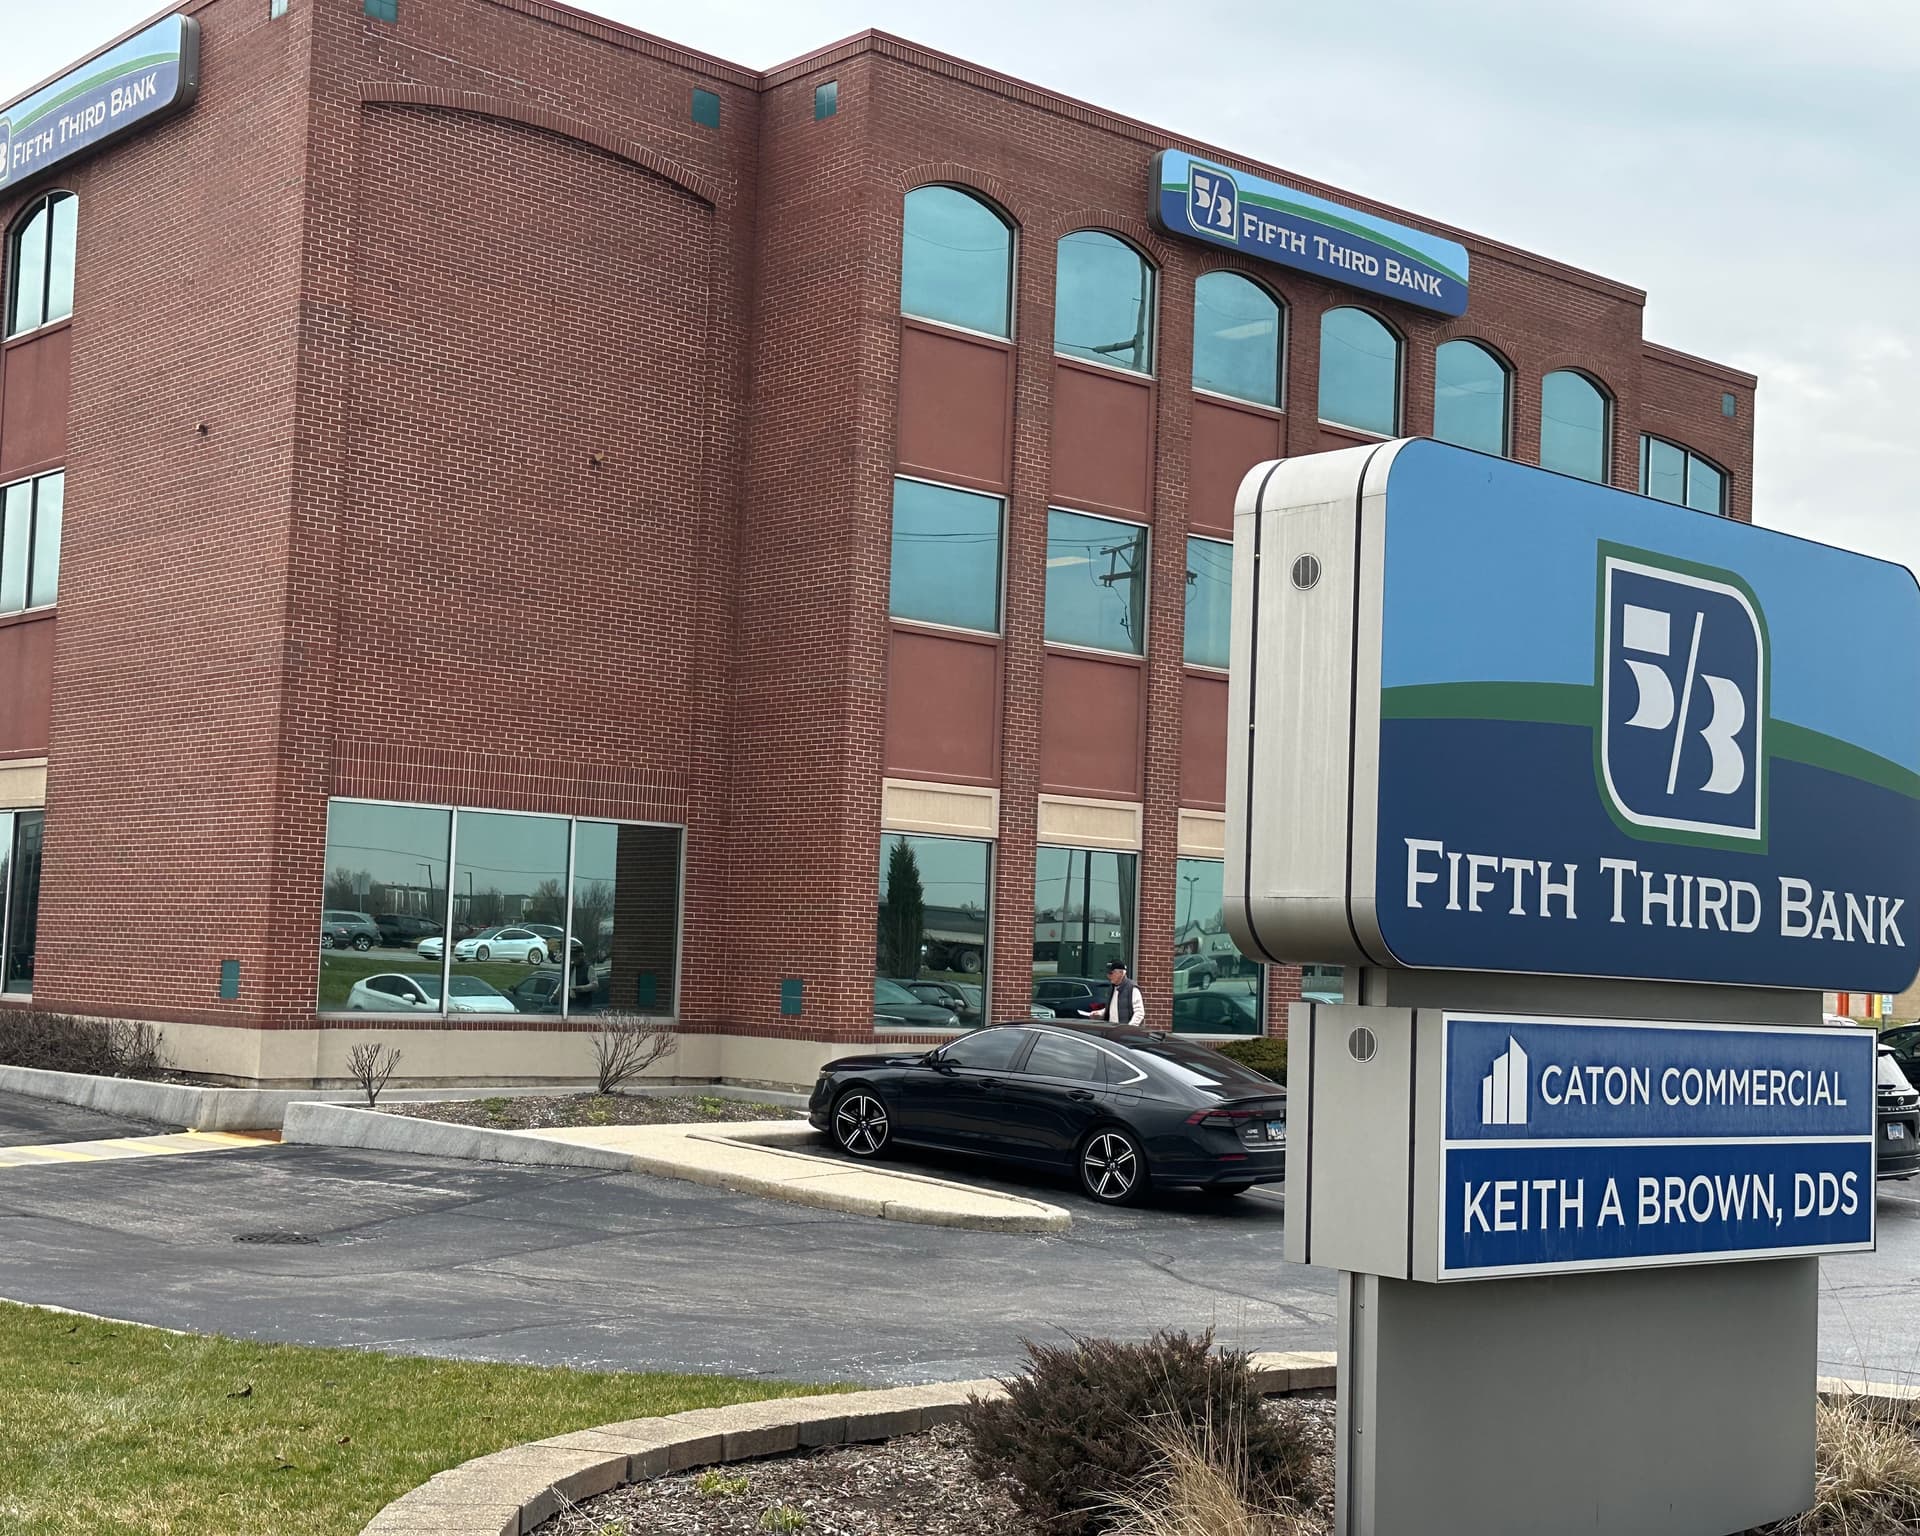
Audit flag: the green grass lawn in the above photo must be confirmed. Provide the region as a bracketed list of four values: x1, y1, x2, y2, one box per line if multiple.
[0, 1302, 840, 1536]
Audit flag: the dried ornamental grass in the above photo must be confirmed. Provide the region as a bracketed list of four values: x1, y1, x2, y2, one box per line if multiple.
[1102, 1416, 1326, 1536]
[1789, 1398, 1920, 1535]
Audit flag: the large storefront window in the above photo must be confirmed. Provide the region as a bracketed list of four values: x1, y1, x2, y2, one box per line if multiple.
[876, 833, 991, 1028]
[317, 798, 679, 1018]
[2, 811, 42, 994]
[1170, 857, 1260, 1036]
[1033, 846, 1136, 1000]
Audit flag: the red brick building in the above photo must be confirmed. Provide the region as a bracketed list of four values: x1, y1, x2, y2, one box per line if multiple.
[0, 0, 1756, 1086]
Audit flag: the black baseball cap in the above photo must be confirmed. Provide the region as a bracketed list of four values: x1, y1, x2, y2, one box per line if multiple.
[1107, 960, 1128, 974]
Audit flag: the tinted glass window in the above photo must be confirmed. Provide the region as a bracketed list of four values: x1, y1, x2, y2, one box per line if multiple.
[1540, 371, 1609, 483]
[1024, 1032, 1105, 1082]
[942, 1028, 1029, 1071]
[901, 186, 1012, 337]
[1318, 308, 1398, 435]
[1432, 340, 1508, 455]
[1172, 857, 1260, 1034]
[1192, 272, 1281, 406]
[1045, 508, 1147, 654]
[6, 192, 76, 338]
[878, 832, 991, 1009]
[1054, 230, 1153, 373]
[1641, 435, 1686, 504]
[1686, 457, 1726, 515]
[319, 801, 450, 1014]
[1035, 846, 1136, 982]
[1184, 537, 1230, 669]
[889, 478, 1002, 632]
[3, 811, 40, 993]
[1128, 1036, 1276, 1093]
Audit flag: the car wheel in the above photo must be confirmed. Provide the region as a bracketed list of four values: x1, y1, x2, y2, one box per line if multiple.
[831, 1089, 891, 1158]
[320, 935, 334, 950]
[958, 950, 983, 975]
[475, 945, 491, 961]
[352, 934, 373, 952]
[1079, 1126, 1147, 1205]
[526, 948, 545, 965]
[1196, 971, 1212, 990]
[1200, 1182, 1253, 1199]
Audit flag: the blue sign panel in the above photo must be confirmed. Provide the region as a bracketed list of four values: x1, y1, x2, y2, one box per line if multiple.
[1151, 149, 1469, 317]
[1373, 440, 1920, 991]
[0, 17, 201, 191]
[1440, 1014, 1875, 1279]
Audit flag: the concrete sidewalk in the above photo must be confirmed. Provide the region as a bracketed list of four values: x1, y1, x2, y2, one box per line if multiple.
[282, 1103, 1073, 1234]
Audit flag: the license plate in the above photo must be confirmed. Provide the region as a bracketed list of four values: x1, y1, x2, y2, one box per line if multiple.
[1267, 1120, 1285, 1140]
[1890, 1123, 1909, 1141]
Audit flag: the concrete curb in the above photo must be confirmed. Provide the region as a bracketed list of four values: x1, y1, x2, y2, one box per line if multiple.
[0, 1065, 809, 1132]
[359, 1353, 1341, 1535]
[283, 1103, 1074, 1234]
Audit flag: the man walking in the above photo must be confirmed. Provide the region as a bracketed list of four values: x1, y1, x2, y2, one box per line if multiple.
[1084, 959, 1145, 1026]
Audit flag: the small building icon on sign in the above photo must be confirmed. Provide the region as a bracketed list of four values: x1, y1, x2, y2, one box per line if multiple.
[1481, 1037, 1529, 1127]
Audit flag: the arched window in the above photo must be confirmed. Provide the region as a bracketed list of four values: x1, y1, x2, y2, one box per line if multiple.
[1433, 340, 1510, 455]
[1318, 307, 1399, 435]
[1054, 230, 1154, 374]
[1540, 370, 1611, 483]
[900, 185, 1013, 339]
[1192, 272, 1282, 407]
[6, 191, 77, 339]
[1640, 436, 1727, 515]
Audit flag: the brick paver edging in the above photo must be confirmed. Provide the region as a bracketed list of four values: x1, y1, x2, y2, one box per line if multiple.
[359, 1351, 1341, 1535]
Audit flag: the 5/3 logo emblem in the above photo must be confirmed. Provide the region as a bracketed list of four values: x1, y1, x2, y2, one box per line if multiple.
[1598, 548, 1767, 844]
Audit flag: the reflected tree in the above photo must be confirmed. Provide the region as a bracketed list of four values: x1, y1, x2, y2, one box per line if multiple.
[877, 839, 926, 979]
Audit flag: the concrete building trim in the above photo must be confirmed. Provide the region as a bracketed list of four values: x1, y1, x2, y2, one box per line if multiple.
[1177, 808, 1226, 860]
[880, 779, 999, 841]
[0, 760, 47, 810]
[357, 84, 726, 206]
[1037, 795, 1143, 852]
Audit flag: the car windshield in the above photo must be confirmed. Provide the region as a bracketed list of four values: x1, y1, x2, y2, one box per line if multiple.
[1878, 1048, 1916, 1094]
[449, 977, 504, 997]
[472, 928, 505, 939]
[874, 979, 918, 1005]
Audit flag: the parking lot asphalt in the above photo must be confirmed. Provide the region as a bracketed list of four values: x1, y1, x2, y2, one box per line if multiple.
[0, 1088, 165, 1147]
[2, 1122, 1918, 1388]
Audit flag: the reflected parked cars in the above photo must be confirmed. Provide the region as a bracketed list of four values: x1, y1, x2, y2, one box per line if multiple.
[890, 978, 981, 1024]
[1172, 954, 1218, 992]
[1031, 976, 1111, 1019]
[1170, 991, 1259, 1035]
[321, 910, 381, 952]
[344, 972, 517, 1013]
[417, 927, 550, 964]
[809, 1021, 1285, 1204]
[506, 959, 596, 1013]
[376, 913, 442, 947]
[874, 978, 960, 1029]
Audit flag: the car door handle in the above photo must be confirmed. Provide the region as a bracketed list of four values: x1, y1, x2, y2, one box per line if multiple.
[1067, 1089, 1096, 1102]
[976, 1077, 1002, 1090]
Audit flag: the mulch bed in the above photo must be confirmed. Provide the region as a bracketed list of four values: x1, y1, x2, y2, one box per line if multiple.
[538, 1401, 1338, 1536]
[376, 1092, 804, 1132]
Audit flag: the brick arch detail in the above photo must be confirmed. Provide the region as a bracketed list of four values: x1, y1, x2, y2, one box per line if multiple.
[357, 85, 726, 207]
[1046, 209, 1175, 268]
[893, 163, 1023, 227]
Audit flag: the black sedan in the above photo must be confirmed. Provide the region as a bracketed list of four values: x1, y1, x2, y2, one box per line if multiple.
[808, 1021, 1285, 1205]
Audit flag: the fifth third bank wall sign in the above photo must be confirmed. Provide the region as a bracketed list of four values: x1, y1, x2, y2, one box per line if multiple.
[1442, 1013, 1874, 1278]
[1224, 438, 1920, 993]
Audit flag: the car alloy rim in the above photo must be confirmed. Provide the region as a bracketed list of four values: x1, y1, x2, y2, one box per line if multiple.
[1084, 1132, 1138, 1199]
[835, 1093, 888, 1155]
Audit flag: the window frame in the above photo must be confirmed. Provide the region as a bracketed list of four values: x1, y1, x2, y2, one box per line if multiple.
[0, 469, 63, 617]
[1043, 505, 1152, 659]
[1539, 368, 1614, 486]
[899, 184, 1019, 344]
[1190, 269, 1287, 411]
[888, 473, 1008, 638]
[1638, 434, 1729, 516]
[1033, 842, 1141, 993]
[0, 808, 44, 995]
[876, 827, 994, 1030]
[5, 190, 77, 343]
[1431, 337, 1513, 457]
[1183, 533, 1232, 673]
[1317, 305, 1403, 437]
[317, 796, 685, 1022]
[1171, 854, 1263, 1038]
[1052, 228, 1158, 377]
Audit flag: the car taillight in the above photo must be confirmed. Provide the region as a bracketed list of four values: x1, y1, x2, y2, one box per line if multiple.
[1187, 1108, 1258, 1128]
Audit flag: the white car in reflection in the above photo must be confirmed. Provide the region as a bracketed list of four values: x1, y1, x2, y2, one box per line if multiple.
[344, 972, 517, 1013]
[415, 926, 549, 964]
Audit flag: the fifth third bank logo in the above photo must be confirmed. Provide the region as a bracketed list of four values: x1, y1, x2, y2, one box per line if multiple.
[1600, 550, 1766, 842]
[1481, 1037, 1529, 1127]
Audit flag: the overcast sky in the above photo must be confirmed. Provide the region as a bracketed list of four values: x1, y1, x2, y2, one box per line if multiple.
[7, 1, 1916, 576]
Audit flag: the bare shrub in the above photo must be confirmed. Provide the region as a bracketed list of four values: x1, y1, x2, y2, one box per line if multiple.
[1789, 1397, 1920, 1534]
[589, 1012, 677, 1095]
[106, 1019, 166, 1078]
[347, 1042, 402, 1106]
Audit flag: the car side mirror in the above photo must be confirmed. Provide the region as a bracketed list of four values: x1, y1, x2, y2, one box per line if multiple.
[927, 1053, 954, 1073]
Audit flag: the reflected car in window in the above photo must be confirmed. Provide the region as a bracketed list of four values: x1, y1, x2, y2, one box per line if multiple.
[808, 1022, 1284, 1205]
[1170, 990, 1259, 1035]
[874, 977, 960, 1029]
[376, 913, 442, 947]
[890, 978, 982, 1024]
[321, 910, 381, 952]
[1030, 976, 1113, 1018]
[416, 927, 549, 963]
[344, 972, 517, 1013]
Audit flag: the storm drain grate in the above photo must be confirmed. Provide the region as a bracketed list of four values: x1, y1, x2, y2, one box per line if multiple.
[233, 1231, 317, 1245]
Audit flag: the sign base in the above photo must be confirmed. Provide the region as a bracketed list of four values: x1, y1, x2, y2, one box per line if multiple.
[1336, 1258, 1816, 1536]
